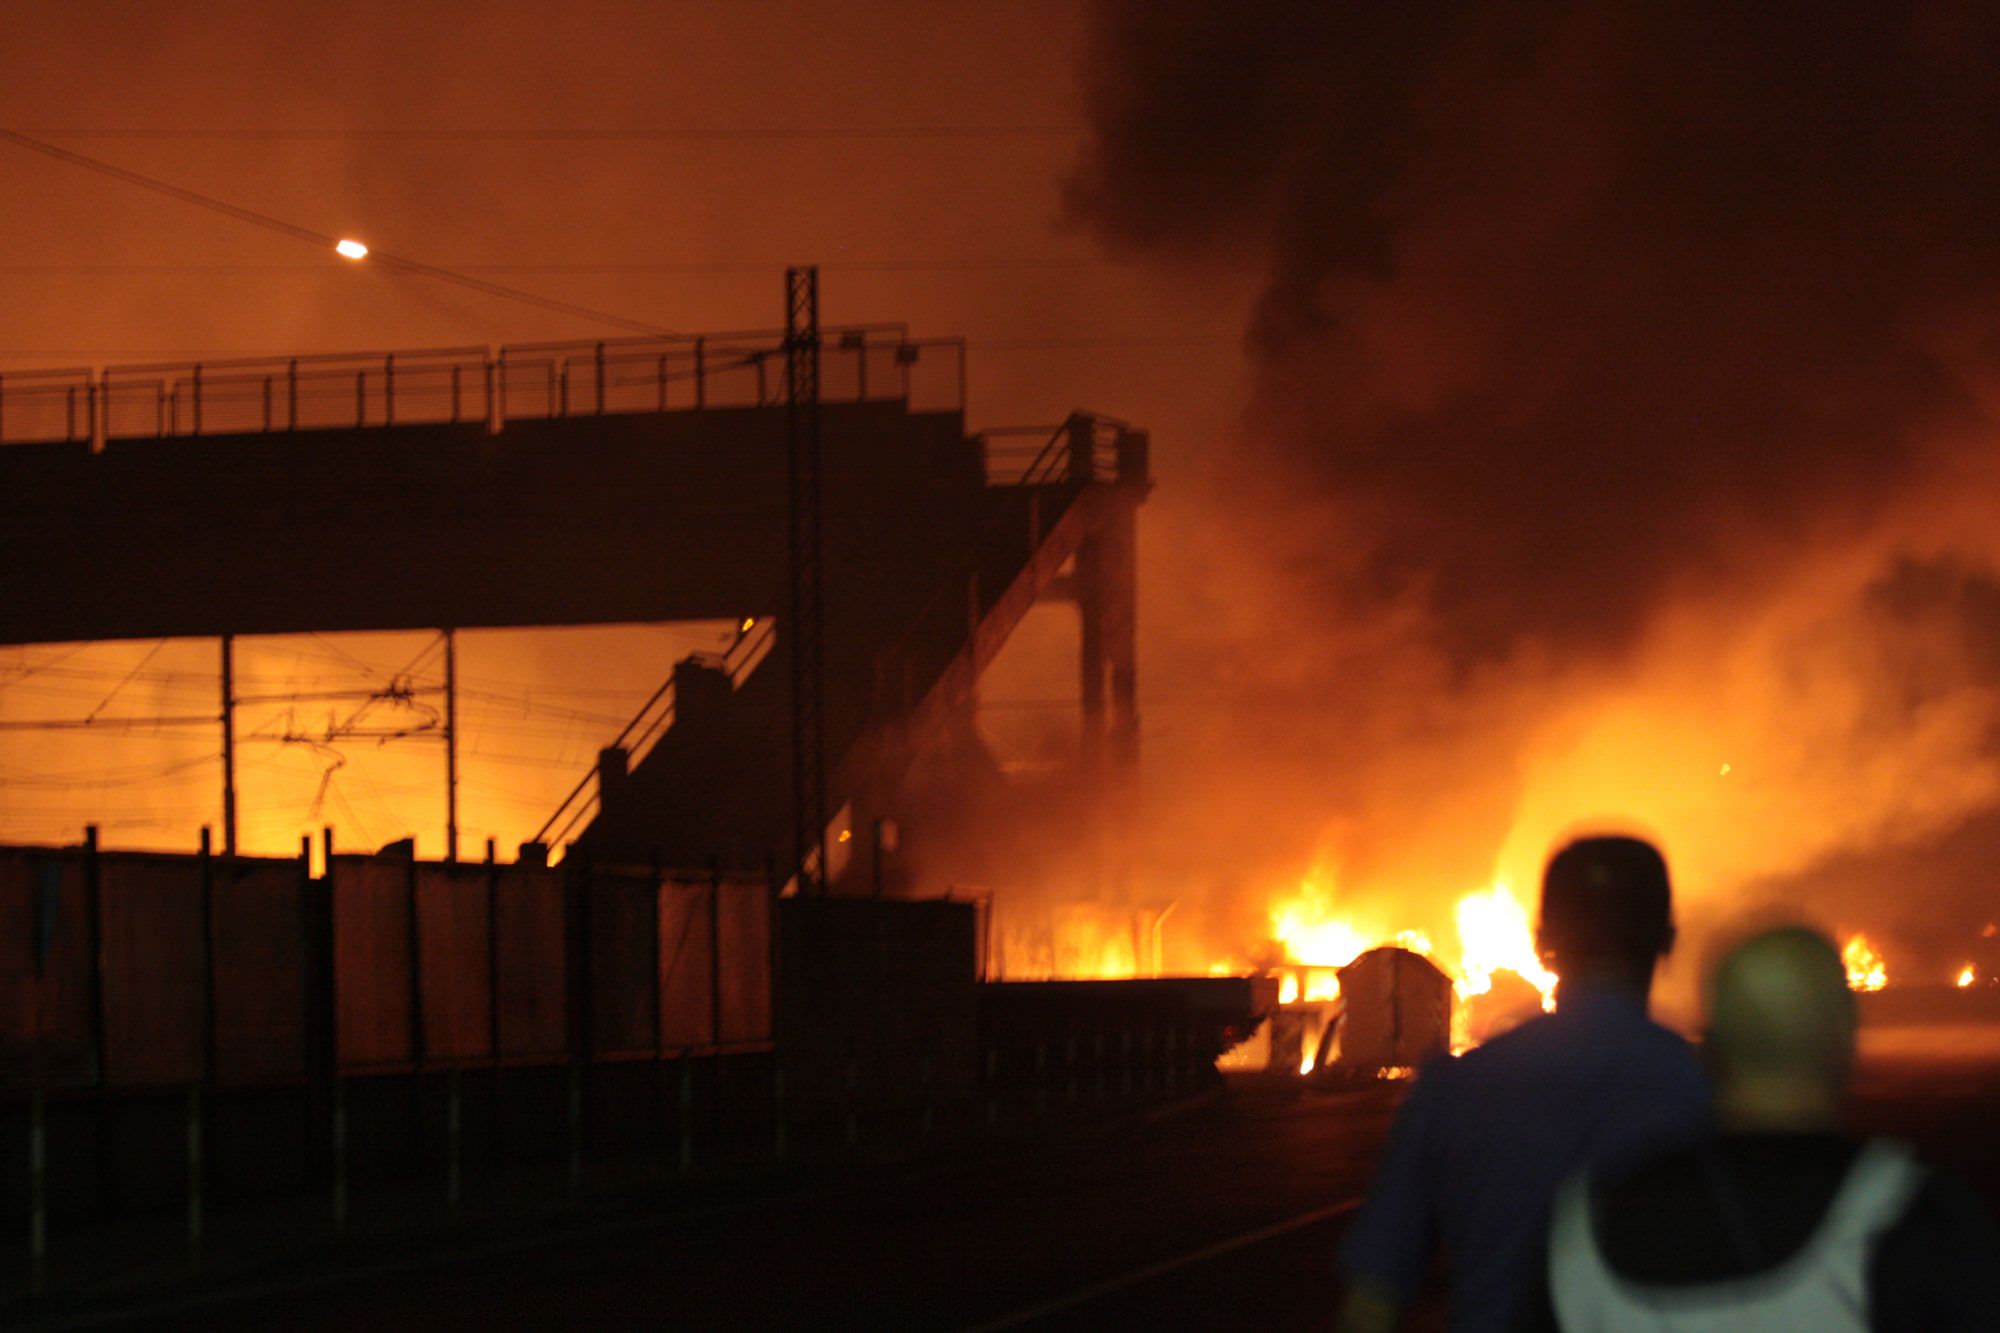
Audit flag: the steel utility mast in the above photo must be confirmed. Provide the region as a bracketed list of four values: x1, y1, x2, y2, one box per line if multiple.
[785, 266, 827, 891]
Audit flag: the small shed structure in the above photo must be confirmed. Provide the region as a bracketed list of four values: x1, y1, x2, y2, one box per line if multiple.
[1320, 946, 1452, 1074]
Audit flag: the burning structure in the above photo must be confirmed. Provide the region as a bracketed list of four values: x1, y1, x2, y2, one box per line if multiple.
[1018, 0, 2000, 1008]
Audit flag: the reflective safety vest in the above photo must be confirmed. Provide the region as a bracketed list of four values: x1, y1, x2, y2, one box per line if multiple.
[1548, 1139, 1925, 1332]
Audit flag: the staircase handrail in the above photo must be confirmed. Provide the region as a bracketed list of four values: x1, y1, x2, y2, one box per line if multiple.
[529, 611, 779, 851]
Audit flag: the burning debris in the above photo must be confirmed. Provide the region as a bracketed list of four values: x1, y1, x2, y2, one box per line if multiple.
[1229, 870, 1566, 1071]
[1843, 933, 1890, 993]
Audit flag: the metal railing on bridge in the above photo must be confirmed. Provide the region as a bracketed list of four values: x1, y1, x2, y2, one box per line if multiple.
[0, 325, 968, 446]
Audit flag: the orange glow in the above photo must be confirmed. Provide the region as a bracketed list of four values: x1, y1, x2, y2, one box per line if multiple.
[334, 238, 369, 260]
[1957, 964, 1977, 989]
[1270, 876, 1372, 968]
[740, 617, 757, 633]
[836, 828, 852, 844]
[1255, 870, 1560, 1068]
[1843, 934, 1888, 992]
[1453, 884, 1558, 1011]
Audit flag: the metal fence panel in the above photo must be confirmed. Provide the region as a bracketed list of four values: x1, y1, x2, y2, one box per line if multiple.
[99, 857, 205, 1087]
[332, 858, 412, 1071]
[0, 850, 93, 1086]
[588, 871, 658, 1058]
[416, 866, 493, 1064]
[211, 859, 308, 1085]
[716, 879, 771, 1045]
[494, 865, 566, 1061]
[657, 879, 715, 1049]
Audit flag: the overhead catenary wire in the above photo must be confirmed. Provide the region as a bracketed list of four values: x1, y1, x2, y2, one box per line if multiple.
[9, 125, 1081, 141]
[0, 127, 674, 336]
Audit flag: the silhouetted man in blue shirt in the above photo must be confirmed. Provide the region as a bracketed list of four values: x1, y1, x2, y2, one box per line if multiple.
[1334, 835, 1711, 1333]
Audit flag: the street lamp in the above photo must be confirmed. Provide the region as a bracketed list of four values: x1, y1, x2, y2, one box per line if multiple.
[335, 238, 369, 260]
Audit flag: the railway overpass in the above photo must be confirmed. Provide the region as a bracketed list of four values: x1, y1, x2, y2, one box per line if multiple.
[0, 328, 1150, 884]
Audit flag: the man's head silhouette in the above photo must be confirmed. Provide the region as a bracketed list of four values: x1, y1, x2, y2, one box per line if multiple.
[1537, 834, 1676, 999]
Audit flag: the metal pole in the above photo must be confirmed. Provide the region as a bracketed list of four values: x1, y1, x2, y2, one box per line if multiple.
[186, 1086, 203, 1267]
[332, 1075, 348, 1231]
[28, 1086, 46, 1298]
[447, 1067, 461, 1215]
[784, 268, 827, 893]
[708, 865, 723, 1049]
[220, 636, 236, 855]
[197, 824, 218, 1255]
[444, 630, 458, 863]
[678, 1058, 693, 1175]
[772, 1066, 786, 1159]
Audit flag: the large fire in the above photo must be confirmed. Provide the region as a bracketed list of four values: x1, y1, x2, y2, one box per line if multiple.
[1843, 933, 1888, 992]
[1259, 871, 1560, 1044]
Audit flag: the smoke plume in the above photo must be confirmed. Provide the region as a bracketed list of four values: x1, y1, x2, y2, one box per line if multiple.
[1067, 0, 2000, 974]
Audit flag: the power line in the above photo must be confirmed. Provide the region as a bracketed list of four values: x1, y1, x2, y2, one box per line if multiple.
[10, 126, 1081, 142]
[0, 259, 1108, 274]
[81, 639, 168, 722]
[0, 128, 674, 336]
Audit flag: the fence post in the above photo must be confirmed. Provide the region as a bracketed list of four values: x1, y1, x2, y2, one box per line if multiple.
[843, 1041, 859, 1148]
[567, 1063, 583, 1196]
[920, 1047, 934, 1138]
[186, 1086, 203, 1267]
[678, 1057, 694, 1175]
[83, 825, 114, 1215]
[594, 342, 605, 412]
[384, 353, 395, 426]
[771, 1066, 786, 1159]
[332, 1075, 348, 1232]
[191, 363, 202, 435]
[28, 1086, 46, 1298]
[447, 1067, 461, 1215]
[694, 338, 705, 409]
[487, 354, 500, 435]
[485, 838, 501, 1167]
[287, 358, 298, 430]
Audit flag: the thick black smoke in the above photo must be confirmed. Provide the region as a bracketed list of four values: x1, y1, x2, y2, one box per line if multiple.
[1069, 1, 2000, 665]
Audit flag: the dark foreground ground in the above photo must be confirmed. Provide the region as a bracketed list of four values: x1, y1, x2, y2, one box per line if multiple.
[44, 1026, 2000, 1332]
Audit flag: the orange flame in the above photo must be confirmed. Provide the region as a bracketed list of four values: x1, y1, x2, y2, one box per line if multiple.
[1957, 963, 1977, 989]
[1843, 933, 1888, 992]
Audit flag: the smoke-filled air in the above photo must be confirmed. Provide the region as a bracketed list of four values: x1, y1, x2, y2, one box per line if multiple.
[1051, 0, 2000, 998]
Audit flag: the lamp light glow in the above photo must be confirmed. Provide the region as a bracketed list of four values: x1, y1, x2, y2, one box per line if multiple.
[335, 238, 369, 260]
